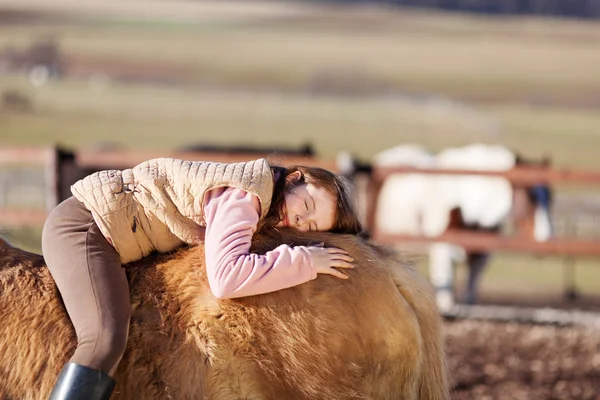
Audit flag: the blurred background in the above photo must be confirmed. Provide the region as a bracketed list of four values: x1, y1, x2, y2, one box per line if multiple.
[1, 0, 600, 398]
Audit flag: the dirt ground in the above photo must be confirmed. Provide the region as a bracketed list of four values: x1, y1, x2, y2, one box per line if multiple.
[445, 319, 600, 399]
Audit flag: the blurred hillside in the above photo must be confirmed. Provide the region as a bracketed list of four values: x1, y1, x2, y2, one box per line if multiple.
[343, 0, 600, 19]
[1, 1, 600, 167]
[0, 0, 598, 174]
[1, 0, 600, 301]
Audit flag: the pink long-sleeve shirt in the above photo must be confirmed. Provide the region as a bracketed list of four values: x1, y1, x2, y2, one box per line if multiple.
[202, 187, 317, 299]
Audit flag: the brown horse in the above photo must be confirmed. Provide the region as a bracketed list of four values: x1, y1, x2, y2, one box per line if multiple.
[0, 230, 449, 400]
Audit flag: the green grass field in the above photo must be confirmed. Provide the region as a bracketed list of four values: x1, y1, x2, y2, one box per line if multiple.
[2, 75, 600, 167]
[1, 1, 600, 299]
[1, 3, 600, 165]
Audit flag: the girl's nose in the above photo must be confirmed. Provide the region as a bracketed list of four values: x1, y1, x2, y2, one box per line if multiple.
[295, 215, 308, 231]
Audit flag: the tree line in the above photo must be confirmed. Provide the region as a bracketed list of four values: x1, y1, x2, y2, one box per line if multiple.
[328, 0, 600, 19]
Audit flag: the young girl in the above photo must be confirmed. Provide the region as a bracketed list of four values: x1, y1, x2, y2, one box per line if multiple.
[42, 157, 362, 400]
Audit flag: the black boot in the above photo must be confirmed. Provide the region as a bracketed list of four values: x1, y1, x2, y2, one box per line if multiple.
[49, 363, 116, 400]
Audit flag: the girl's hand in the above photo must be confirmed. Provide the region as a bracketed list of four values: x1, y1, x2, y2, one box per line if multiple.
[306, 246, 354, 279]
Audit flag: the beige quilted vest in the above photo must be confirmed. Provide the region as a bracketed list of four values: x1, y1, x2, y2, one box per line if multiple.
[71, 158, 274, 264]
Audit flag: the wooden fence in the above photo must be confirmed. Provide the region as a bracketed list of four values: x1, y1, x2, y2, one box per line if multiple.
[3, 145, 600, 322]
[0, 146, 59, 225]
[2, 145, 600, 259]
[364, 164, 600, 257]
[0, 146, 336, 227]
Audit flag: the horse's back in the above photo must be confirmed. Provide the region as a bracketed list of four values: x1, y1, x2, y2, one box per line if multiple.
[0, 233, 449, 400]
[0, 238, 76, 399]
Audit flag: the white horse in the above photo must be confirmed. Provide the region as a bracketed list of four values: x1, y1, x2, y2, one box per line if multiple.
[374, 143, 553, 311]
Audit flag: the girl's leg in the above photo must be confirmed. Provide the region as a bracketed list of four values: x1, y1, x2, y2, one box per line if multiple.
[42, 196, 130, 398]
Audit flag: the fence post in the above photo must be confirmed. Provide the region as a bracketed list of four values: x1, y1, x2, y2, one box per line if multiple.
[563, 256, 578, 300]
[563, 216, 578, 300]
[44, 146, 60, 213]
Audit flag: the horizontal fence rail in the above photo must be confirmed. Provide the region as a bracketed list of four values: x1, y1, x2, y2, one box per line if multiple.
[373, 230, 600, 257]
[0, 208, 47, 227]
[75, 149, 337, 171]
[371, 165, 600, 186]
[0, 147, 55, 165]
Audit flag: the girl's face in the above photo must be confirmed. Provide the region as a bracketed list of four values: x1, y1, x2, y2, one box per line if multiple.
[277, 174, 336, 232]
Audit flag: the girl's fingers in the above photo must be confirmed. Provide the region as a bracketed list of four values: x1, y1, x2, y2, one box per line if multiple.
[332, 254, 354, 263]
[327, 247, 348, 254]
[332, 260, 354, 269]
[327, 268, 349, 279]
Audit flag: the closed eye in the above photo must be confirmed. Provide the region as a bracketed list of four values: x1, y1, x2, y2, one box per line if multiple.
[304, 201, 309, 211]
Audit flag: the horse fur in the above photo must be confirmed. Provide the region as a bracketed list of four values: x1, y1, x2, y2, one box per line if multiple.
[0, 231, 449, 400]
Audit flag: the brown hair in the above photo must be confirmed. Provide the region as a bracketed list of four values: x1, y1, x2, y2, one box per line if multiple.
[257, 165, 363, 235]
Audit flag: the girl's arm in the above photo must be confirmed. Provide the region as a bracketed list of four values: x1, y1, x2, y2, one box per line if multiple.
[203, 187, 317, 299]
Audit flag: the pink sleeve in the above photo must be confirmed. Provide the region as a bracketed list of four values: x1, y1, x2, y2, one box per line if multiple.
[203, 187, 317, 299]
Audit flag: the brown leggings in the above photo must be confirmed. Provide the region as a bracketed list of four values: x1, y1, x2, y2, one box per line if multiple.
[42, 196, 130, 376]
